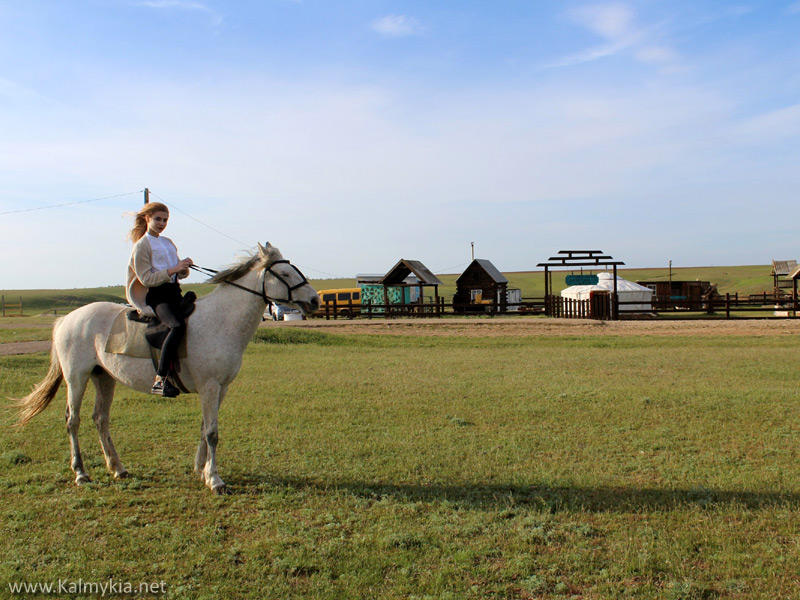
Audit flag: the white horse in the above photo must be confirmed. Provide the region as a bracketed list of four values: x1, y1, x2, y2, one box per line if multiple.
[15, 243, 319, 493]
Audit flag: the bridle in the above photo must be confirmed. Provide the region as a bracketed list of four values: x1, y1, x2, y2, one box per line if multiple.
[190, 259, 310, 305]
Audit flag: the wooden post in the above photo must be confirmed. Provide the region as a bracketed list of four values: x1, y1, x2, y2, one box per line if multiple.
[144, 188, 150, 204]
[725, 293, 730, 319]
[612, 264, 619, 320]
[1, 295, 4, 317]
[544, 266, 549, 315]
[434, 285, 440, 317]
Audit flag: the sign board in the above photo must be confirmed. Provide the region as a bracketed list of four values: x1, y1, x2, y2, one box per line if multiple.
[565, 274, 599, 286]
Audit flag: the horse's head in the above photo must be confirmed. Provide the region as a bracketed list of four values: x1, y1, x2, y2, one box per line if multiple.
[257, 243, 320, 316]
[208, 243, 320, 315]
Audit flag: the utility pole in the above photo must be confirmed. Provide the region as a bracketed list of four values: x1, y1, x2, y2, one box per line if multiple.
[470, 242, 475, 261]
[669, 259, 672, 288]
[144, 188, 150, 204]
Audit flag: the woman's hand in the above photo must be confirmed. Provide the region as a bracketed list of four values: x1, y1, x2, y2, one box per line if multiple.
[169, 258, 194, 276]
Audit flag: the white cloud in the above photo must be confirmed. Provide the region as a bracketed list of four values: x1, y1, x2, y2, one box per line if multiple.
[371, 14, 423, 37]
[6, 73, 793, 286]
[137, 0, 208, 10]
[733, 103, 800, 141]
[568, 3, 634, 39]
[635, 45, 677, 63]
[544, 38, 634, 68]
[549, 3, 677, 69]
[134, 0, 222, 24]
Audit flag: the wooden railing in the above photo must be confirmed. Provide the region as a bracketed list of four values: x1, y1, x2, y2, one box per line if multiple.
[1, 295, 23, 317]
[315, 297, 547, 319]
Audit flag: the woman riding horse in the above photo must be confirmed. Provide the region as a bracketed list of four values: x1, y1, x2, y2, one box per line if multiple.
[126, 202, 194, 397]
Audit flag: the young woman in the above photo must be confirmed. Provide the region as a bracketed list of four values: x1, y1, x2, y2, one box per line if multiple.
[126, 202, 194, 397]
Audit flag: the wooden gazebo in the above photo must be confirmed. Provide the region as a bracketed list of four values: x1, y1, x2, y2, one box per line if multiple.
[772, 259, 798, 300]
[538, 250, 625, 320]
[380, 259, 443, 315]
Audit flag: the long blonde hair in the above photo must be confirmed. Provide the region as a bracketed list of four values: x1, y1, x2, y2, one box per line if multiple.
[129, 202, 169, 242]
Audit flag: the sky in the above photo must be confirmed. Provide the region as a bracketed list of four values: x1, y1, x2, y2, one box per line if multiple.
[1, 0, 799, 289]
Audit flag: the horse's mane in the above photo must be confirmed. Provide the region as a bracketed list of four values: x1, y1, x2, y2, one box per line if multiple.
[208, 246, 281, 284]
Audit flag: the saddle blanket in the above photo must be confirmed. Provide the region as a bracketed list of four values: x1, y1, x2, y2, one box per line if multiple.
[105, 308, 187, 359]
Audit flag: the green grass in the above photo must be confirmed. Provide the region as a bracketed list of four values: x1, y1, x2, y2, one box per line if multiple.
[2, 265, 776, 317]
[0, 328, 51, 343]
[1, 328, 799, 598]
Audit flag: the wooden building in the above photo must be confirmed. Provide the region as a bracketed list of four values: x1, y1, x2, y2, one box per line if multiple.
[636, 280, 715, 309]
[453, 259, 509, 313]
[379, 259, 443, 314]
[771, 260, 797, 299]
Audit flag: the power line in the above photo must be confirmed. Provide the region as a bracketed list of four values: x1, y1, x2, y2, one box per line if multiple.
[150, 190, 340, 277]
[0, 190, 141, 216]
[149, 191, 250, 247]
[433, 261, 469, 274]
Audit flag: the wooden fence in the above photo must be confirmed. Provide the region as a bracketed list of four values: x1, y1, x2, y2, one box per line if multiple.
[313, 293, 800, 320]
[317, 297, 546, 319]
[1, 295, 23, 317]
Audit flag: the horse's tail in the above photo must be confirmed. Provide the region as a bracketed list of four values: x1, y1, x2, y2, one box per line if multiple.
[14, 322, 64, 428]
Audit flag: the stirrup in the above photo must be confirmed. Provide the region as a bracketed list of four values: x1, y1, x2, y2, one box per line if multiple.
[151, 376, 180, 398]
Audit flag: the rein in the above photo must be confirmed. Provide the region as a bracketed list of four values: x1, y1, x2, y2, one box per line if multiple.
[189, 260, 310, 305]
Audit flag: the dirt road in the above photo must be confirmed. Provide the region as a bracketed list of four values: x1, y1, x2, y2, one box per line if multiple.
[3, 317, 799, 356]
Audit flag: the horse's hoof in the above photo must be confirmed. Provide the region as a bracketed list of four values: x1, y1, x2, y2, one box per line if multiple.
[114, 470, 130, 479]
[212, 484, 229, 495]
[75, 474, 92, 486]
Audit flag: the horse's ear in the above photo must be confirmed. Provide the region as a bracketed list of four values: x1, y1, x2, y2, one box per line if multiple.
[257, 242, 268, 257]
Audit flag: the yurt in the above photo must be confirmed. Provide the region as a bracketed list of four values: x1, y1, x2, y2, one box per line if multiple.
[561, 272, 653, 316]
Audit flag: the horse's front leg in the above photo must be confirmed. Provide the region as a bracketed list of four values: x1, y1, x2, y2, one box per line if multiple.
[198, 380, 227, 493]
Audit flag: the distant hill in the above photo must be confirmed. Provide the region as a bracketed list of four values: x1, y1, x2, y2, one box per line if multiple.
[1, 265, 777, 314]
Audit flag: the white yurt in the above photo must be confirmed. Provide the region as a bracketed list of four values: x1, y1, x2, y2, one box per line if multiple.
[561, 272, 654, 315]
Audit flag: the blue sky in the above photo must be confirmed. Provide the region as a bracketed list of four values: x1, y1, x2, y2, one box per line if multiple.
[2, 0, 799, 288]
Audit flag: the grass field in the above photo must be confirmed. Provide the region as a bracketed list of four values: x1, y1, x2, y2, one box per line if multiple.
[0, 264, 777, 317]
[1, 323, 799, 598]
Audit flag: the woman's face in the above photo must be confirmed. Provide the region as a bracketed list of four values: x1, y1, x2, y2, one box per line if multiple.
[145, 211, 169, 236]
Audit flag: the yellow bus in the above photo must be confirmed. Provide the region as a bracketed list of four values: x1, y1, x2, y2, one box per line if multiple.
[316, 288, 362, 318]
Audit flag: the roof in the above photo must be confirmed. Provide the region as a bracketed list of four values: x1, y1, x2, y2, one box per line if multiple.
[381, 259, 443, 286]
[562, 273, 654, 294]
[789, 264, 800, 280]
[537, 249, 624, 268]
[456, 259, 508, 284]
[772, 260, 798, 276]
[356, 273, 384, 283]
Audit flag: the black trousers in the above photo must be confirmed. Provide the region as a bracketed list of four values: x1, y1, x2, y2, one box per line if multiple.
[146, 283, 185, 378]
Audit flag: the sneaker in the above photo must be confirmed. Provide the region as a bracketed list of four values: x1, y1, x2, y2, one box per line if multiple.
[151, 376, 180, 398]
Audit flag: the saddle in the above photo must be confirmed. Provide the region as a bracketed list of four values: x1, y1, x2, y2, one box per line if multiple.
[106, 292, 197, 392]
[126, 291, 197, 348]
